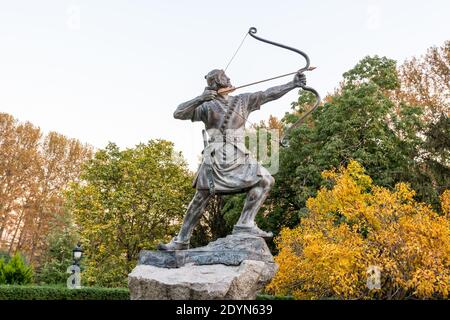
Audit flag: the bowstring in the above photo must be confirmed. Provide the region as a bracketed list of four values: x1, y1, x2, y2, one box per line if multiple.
[223, 30, 286, 145]
[224, 31, 249, 72]
[223, 31, 259, 129]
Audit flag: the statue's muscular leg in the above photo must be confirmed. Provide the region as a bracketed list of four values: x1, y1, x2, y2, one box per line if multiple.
[157, 190, 211, 251]
[177, 190, 211, 243]
[233, 175, 275, 238]
[158, 175, 274, 250]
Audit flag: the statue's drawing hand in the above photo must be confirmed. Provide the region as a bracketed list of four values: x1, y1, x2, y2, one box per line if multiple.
[294, 72, 307, 87]
[200, 89, 217, 101]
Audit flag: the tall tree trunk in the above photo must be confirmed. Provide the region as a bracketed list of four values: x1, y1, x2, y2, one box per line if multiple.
[8, 208, 25, 254]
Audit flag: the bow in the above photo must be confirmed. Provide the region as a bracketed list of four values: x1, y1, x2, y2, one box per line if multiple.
[222, 27, 321, 147]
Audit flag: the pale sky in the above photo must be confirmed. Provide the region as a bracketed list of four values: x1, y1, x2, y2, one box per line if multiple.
[1, 0, 448, 170]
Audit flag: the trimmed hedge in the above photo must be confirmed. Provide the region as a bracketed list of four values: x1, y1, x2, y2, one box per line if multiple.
[0, 285, 293, 301]
[0, 285, 130, 300]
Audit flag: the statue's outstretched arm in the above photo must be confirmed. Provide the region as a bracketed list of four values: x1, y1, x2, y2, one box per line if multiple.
[260, 72, 306, 105]
[260, 81, 296, 105]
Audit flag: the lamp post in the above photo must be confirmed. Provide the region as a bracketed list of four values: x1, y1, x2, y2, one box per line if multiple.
[72, 242, 83, 266]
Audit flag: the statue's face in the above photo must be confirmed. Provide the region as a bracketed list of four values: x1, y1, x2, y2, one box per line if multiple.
[217, 71, 232, 88]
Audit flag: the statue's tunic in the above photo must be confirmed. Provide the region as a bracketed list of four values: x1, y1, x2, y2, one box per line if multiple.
[189, 92, 271, 193]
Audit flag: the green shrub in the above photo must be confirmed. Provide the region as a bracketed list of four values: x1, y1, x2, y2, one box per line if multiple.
[0, 251, 11, 263]
[35, 226, 79, 285]
[2, 253, 33, 285]
[0, 259, 5, 284]
[0, 285, 130, 300]
[36, 259, 74, 286]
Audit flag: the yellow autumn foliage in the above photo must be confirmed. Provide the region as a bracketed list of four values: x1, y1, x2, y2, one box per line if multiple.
[267, 161, 450, 299]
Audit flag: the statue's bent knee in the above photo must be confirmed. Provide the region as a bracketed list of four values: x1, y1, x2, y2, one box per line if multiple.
[261, 175, 275, 190]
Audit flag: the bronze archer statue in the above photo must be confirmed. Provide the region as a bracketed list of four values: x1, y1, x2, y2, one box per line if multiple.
[157, 69, 307, 251]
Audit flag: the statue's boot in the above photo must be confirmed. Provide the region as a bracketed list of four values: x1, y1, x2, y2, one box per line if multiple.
[157, 237, 190, 251]
[232, 224, 273, 239]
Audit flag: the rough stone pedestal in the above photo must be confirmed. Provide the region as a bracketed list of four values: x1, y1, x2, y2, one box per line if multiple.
[128, 234, 277, 300]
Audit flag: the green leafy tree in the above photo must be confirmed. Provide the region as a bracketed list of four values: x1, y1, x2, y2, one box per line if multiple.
[240, 55, 441, 244]
[220, 49, 448, 248]
[395, 41, 450, 209]
[0, 258, 5, 283]
[35, 213, 79, 285]
[2, 253, 33, 285]
[66, 141, 194, 287]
